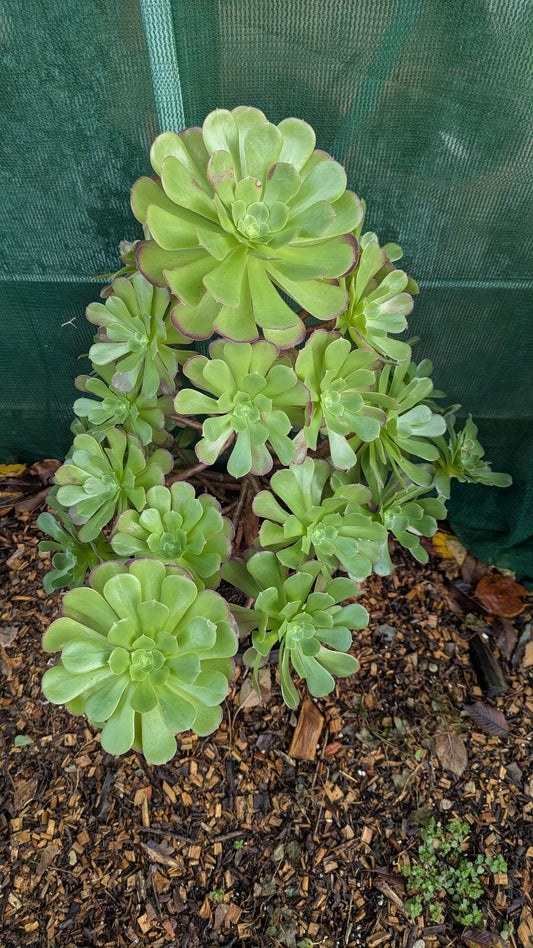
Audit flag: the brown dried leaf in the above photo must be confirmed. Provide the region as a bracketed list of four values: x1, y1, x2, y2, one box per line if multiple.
[434, 730, 468, 776]
[238, 667, 271, 708]
[494, 617, 518, 661]
[30, 458, 62, 485]
[0, 624, 18, 647]
[461, 553, 489, 586]
[475, 573, 528, 618]
[464, 702, 509, 737]
[463, 930, 506, 947]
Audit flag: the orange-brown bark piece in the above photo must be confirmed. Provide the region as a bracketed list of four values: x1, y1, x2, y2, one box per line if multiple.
[289, 699, 324, 760]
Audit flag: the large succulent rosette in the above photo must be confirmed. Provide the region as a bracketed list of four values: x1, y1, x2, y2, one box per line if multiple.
[42, 560, 238, 764]
[131, 107, 363, 348]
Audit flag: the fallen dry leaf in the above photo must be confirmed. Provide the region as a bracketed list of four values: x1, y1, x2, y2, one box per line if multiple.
[475, 573, 528, 618]
[434, 730, 468, 776]
[464, 702, 509, 738]
[463, 929, 506, 947]
[0, 463, 26, 477]
[432, 531, 467, 564]
[494, 616, 518, 661]
[0, 625, 18, 647]
[30, 458, 62, 485]
[238, 667, 271, 708]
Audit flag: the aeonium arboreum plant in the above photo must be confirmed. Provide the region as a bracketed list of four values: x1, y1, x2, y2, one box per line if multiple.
[294, 329, 388, 469]
[86, 270, 192, 397]
[73, 363, 175, 446]
[111, 482, 233, 588]
[53, 428, 173, 542]
[351, 358, 447, 492]
[174, 339, 310, 477]
[223, 551, 369, 708]
[42, 559, 238, 764]
[37, 494, 113, 593]
[37, 104, 513, 763]
[433, 415, 512, 499]
[131, 106, 363, 347]
[336, 231, 418, 362]
[253, 457, 387, 581]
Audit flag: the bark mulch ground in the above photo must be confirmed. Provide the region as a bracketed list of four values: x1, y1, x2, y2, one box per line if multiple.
[0, 467, 532, 948]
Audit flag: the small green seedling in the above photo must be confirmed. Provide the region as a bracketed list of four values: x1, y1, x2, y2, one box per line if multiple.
[402, 818, 507, 927]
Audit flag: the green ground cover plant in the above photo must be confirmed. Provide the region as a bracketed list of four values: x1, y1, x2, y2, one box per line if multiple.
[38, 106, 511, 765]
[401, 817, 508, 927]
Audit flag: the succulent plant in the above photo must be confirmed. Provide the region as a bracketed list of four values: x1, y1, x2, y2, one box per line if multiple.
[87, 271, 191, 398]
[174, 339, 310, 477]
[352, 359, 447, 492]
[111, 483, 233, 587]
[223, 551, 368, 707]
[294, 329, 388, 469]
[54, 428, 173, 542]
[370, 476, 447, 573]
[130, 106, 363, 348]
[433, 415, 513, 499]
[336, 233, 418, 362]
[74, 364, 174, 447]
[253, 458, 387, 581]
[37, 494, 113, 592]
[42, 559, 238, 763]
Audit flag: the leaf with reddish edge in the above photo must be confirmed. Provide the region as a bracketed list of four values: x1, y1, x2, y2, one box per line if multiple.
[464, 702, 509, 738]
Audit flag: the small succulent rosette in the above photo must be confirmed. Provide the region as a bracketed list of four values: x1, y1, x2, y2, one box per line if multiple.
[53, 428, 173, 543]
[175, 339, 310, 477]
[86, 271, 192, 398]
[253, 458, 387, 581]
[223, 551, 368, 708]
[111, 482, 233, 588]
[131, 106, 363, 347]
[42, 559, 238, 764]
[433, 415, 512, 499]
[337, 232, 418, 362]
[294, 330, 388, 470]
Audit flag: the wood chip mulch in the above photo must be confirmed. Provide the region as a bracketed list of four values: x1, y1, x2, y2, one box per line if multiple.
[0, 468, 532, 948]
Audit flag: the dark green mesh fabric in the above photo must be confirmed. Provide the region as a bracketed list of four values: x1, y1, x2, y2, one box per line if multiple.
[1, 0, 532, 577]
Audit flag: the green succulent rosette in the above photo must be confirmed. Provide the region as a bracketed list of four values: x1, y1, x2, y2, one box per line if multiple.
[87, 271, 192, 398]
[42, 559, 238, 763]
[294, 329, 389, 470]
[74, 364, 174, 447]
[337, 233, 418, 362]
[174, 339, 310, 477]
[223, 552, 367, 707]
[130, 106, 362, 348]
[54, 428, 173, 542]
[37, 493, 113, 593]
[253, 458, 387, 581]
[351, 359, 447, 492]
[111, 483, 233, 588]
[433, 415, 512, 499]
[368, 477, 447, 573]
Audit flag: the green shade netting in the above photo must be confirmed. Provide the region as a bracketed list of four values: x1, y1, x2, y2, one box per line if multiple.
[1, 0, 532, 579]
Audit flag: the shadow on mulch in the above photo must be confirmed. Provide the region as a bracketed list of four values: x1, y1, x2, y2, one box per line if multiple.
[0, 501, 532, 948]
